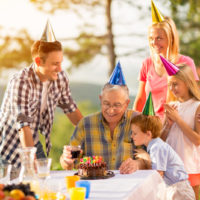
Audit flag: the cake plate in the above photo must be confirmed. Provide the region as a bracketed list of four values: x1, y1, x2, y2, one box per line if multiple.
[74, 170, 114, 180]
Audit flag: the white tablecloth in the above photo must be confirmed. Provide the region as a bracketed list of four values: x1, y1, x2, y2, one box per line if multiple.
[49, 170, 166, 200]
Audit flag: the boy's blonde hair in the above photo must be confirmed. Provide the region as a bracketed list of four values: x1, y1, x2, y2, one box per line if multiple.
[131, 114, 162, 138]
[148, 16, 179, 64]
[168, 65, 200, 101]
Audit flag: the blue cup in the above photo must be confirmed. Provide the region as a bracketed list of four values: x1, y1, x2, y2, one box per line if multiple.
[76, 180, 91, 199]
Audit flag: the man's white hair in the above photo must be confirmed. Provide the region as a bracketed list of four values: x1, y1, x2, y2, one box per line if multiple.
[101, 83, 129, 100]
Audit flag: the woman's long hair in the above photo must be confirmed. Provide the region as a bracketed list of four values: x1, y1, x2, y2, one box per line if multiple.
[148, 16, 179, 64]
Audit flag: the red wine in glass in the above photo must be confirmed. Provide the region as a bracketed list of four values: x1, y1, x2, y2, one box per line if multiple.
[71, 145, 81, 159]
[71, 150, 81, 158]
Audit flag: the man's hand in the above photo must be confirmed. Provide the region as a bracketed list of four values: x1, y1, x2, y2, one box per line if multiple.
[119, 158, 139, 174]
[60, 145, 75, 170]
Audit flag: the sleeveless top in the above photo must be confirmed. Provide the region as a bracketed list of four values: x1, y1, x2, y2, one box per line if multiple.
[166, 98, 200, 174]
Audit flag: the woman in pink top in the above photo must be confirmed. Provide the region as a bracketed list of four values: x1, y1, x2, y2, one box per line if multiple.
[133, 17, 199, 121]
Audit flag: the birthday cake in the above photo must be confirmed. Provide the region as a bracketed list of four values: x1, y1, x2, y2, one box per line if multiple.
[78, 156, 107, 177]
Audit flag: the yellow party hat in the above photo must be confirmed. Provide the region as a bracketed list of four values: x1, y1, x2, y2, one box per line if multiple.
[151, 0, 164, 23]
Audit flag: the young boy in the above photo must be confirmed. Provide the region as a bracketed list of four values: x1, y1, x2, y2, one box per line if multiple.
[120, 114, 195, 200]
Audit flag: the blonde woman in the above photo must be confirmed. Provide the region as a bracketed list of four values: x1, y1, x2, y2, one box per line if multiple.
[133, 17, 199, 121]
[161, 65, 200, 200]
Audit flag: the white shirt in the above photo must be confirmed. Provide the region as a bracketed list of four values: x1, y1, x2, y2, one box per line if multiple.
[40, 81, 50, 114]
[166, 98, 200, 174]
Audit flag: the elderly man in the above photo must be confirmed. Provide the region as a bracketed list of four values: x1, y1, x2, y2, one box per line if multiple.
[60, 82, 145, 170]
[0, 21, 83, 168]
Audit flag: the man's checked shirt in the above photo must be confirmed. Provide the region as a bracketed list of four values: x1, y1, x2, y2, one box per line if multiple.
[70, 110, 136, 170]
[0, 63, 77, 168]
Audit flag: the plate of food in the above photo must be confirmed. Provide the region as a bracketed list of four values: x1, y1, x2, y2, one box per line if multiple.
[74, 170, 114, 180]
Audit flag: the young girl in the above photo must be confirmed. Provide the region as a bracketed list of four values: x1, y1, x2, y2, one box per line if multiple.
[161, 65, 200, 200]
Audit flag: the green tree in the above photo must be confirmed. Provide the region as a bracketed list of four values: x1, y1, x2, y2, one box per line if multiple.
[0, 1, 147, 75]
[162, 0, 200, 67]
[0, 28, 33, 72]
[29, 0, 146, 75]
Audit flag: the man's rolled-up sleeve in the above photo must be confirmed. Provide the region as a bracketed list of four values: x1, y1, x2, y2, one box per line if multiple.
[58, 72, 77, 114]
[10, 78, 35, 130]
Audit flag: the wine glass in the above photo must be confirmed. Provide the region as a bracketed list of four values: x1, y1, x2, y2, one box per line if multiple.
[70, 145, 81, 159]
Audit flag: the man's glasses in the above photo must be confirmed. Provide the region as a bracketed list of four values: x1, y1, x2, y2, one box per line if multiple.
[102, 101, 127, 110]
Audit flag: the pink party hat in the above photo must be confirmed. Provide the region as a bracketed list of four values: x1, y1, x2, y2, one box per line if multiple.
[160, 55, 179, 76]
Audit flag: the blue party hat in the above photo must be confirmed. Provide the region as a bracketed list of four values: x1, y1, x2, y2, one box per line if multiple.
[109, 61, 126, 85]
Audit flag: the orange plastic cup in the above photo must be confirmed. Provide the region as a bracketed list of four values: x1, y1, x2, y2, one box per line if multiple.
[65, 175, 80, 191]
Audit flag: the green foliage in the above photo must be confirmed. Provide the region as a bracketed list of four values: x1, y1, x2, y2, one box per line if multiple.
[29, 0, 146, 75]
[29, 0, 103, 14]
[29, 0, 108, 71]
[0, 0, 146, 74]
[64, 33, 107, 70]
[39, 100, 99, 170]
[165, 0, 200, 66]
[0, 29, 33, 70]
